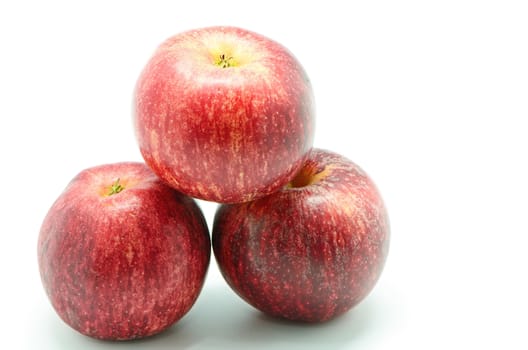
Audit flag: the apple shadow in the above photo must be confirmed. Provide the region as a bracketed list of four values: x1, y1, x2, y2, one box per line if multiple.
[43, 311, 187, 350]
[165, 281, 387, 350]
[44, 279, 388, 350]
[235, 307, 377, 349]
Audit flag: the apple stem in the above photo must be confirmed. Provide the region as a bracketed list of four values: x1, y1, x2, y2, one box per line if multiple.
[216, 54, 234, 68]
[108, 178, 125, 196]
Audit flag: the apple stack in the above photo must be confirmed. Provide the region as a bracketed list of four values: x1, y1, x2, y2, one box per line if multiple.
[38, 26, 390, 340]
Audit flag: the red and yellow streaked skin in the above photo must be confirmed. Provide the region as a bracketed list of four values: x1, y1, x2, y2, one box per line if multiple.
[38, 162, 210, 340]
[213, 149, 390, 322]
[134, 26, 315, 203]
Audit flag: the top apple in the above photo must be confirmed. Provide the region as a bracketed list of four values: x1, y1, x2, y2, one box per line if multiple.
[133, 26, 315, 203]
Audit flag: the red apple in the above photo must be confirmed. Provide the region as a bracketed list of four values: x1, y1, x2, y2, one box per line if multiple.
[133, 26, 315, 203]
[212, 149, 390, 322]
[37, 162, 210, 340]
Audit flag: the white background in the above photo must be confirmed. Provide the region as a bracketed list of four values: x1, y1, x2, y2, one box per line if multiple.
[1, 1, 527, 349]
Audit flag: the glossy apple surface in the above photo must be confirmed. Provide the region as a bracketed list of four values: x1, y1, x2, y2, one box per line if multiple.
[134, 26, 315, 203]
[213, 149, 390, 322]
[38, 162, 210, 340]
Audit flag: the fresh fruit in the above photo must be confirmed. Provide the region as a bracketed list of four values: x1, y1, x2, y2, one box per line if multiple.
[212, 149, 390, 322]
[133, 26, 315, 203]
[38, 162, 210, 340]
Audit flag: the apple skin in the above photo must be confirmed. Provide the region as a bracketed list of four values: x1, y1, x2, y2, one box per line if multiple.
[37, 162, 211, 340]
[133, 26, 315, 203]
[212, 149, 390, 322]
